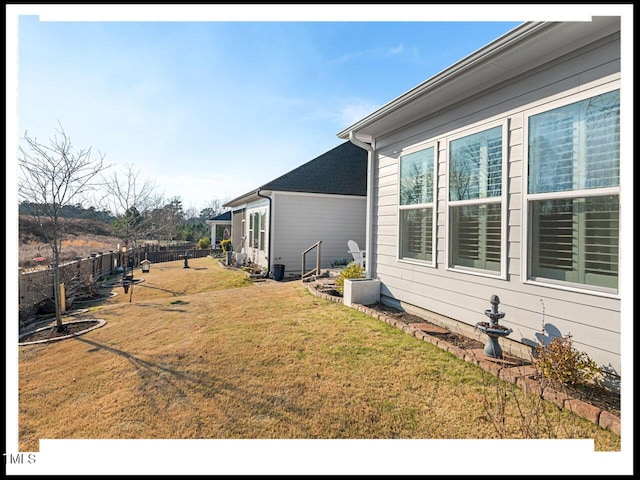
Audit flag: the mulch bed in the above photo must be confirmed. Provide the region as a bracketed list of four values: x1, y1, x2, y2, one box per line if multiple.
[19, 320, 103, 344]
[370, 301, 487, 350]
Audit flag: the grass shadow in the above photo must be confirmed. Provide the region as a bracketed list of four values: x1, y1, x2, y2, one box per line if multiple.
[134, 283, 184, 295]
[71, 336, 312, 427]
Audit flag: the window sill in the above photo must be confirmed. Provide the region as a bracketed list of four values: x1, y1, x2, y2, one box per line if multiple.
[523, 279, 619, 299]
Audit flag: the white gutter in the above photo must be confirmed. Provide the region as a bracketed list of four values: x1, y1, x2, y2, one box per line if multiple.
[256, 189, 273, 278]
[348, 131, 374, 279]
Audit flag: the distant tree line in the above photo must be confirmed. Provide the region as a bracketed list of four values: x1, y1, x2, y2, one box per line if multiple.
[18, 199, 228, 245]
[18, 202, 115, 223]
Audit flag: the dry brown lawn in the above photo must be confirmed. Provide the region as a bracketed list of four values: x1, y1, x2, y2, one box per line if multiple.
[18, 256, 621, 455]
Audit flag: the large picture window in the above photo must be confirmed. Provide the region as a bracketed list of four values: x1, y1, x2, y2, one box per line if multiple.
[448, 125, 503, 273]
[527, 89, 619, 291]
[399, 145, 435, 263]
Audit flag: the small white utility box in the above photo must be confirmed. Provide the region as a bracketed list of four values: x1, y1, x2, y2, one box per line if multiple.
[343, 278, 380, 307]
[141, 259, 151, 273]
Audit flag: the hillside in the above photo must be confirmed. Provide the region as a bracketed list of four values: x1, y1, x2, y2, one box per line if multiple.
[19, 215, 114, 241]
[18, 215, 122, 269]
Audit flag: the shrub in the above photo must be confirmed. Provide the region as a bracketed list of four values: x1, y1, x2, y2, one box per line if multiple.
[197, 237, 211, 249]
[220, 239, 232, 252]
[533, 334, 600, 386]
[330, 258, 351, 268]
[335, 261, 365, 294]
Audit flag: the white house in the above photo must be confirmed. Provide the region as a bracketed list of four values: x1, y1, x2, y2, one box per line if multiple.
[205, 211, 232, 248]
[338, 18, 623, 384]
[224, 141, 368, 278]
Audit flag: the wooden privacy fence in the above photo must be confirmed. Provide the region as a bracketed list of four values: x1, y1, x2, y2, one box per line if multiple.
[18, 251, 119, 312]
[139, 247, 220, 264]
[18, 246, 222, 313]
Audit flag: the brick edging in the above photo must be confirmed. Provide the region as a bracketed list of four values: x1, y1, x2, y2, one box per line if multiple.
[305, 282, 620, 436]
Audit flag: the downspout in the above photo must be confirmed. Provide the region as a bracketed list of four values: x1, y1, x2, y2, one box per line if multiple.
[348, 131, 374, 279]
[256, 189, 272, 278]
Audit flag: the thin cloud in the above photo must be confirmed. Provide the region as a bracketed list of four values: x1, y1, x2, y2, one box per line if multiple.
[282, 96, 380, 129]
[337, 100, 380, 127]
[329, 44, 405, 64]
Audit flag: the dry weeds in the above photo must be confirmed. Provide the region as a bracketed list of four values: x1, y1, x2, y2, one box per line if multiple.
[17, 215, 119, 267]
[18, 257, 621, 453]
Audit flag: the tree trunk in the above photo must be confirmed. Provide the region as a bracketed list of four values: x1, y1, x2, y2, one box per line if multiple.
[52, 262, 65, 332]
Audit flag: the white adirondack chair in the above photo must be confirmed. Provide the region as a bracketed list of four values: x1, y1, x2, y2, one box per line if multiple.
[347, 240, 366, 267]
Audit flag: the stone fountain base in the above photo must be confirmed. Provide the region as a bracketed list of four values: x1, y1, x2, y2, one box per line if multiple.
[475, 322, 513, 359]
[468, 349, 529, 367]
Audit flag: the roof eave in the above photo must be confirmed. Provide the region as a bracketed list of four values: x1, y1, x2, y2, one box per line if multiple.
[224, 188, 274, 208]
[337, 21, 555, 143]
[224, 188, 259, 208]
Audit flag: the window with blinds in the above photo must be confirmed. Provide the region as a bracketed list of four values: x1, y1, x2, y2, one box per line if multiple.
[248, 213, 254, 248]
[529, 89, 620, 194]
[528, 89, 620, 291]
[400, 209, 433, 262]
[399, 145, 435, 263]
[450, 203, 501, 271]
[448, 125, 503, 273]
[255, 213, 260, 248]
[450, 126, 502, 201]
[259, 211, 266, 252]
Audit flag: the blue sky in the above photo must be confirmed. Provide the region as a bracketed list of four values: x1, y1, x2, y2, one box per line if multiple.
[9, 4, 629, 215]
[9, 5, 533, 214]
[6, 4, 634, 476]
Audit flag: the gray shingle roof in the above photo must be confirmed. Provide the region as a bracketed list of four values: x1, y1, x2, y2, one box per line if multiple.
[260, 141, 367, 196]
[207, 211, 231, 222]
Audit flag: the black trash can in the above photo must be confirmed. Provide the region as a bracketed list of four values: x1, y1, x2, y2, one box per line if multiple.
[272, 264, 285, 281]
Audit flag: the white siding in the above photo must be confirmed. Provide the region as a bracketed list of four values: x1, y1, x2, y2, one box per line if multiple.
[271, 192, 366, 275]
[371, 36, 622, 373]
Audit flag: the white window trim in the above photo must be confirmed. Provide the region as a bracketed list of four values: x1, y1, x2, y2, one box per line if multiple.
[444, 119, 508, 280]
[396, 140, 438, 268]
[521, 82, 621, 299]
[247, 212, 254, 249]
[247, 208, 267, 252]
[259, 210, 266, 252]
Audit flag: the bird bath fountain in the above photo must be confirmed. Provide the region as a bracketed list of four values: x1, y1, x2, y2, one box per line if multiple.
[182, 251, 192, 268]
[475, 295, 512, 359]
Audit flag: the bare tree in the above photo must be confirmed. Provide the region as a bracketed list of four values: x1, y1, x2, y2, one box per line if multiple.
[184, 206, 199, 221]
[199, 198, 228, 222]
[18, 122, 107, 332]
[102, 164, 159, 258]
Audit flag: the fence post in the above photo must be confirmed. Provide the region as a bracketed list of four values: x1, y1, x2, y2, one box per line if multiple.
[316, 242, 322, 277]
[59, 282, 66, 313]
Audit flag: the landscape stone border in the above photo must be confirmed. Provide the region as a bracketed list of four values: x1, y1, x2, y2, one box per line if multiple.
[306, 282, 620, 436]
[19, 319, 107, 346]
[98, 277, 146, 289]
[72, 291, 118, 305]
